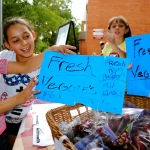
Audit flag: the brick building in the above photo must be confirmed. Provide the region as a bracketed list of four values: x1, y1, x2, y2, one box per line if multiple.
[79, 0, 150, 55]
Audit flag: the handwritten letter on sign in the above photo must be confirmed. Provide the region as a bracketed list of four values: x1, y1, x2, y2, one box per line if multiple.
[126, 33, 150, 96]
[36, 51, 128, 114]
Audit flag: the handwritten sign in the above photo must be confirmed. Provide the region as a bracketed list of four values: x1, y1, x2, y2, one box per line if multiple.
[126, 33, 150, 96]
[35, 51, 128, 114]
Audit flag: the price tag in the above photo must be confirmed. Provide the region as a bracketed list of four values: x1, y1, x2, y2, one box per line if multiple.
[79, 106, 86, 113]
[70, 109, 78, 117]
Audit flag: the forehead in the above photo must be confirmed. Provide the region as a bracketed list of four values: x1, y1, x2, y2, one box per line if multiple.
[7, 24, 30, 38]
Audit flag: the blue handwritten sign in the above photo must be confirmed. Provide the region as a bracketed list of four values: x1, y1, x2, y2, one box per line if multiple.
[126, 33, 150, 96]
[36, 51, 128, 114]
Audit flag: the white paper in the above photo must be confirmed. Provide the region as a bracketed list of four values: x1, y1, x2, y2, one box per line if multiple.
[33, 125, 54, 146]
[32, 114, 47, 125]
[32, 103, 64, 146]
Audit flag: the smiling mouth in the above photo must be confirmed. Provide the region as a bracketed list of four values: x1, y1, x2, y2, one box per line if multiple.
[115, 31, 120, 34]
[22, 46, 30, 52]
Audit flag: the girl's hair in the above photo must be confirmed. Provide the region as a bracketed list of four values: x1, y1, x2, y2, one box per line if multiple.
[107, 16, 132, 38]
[3, 17, 34, 42]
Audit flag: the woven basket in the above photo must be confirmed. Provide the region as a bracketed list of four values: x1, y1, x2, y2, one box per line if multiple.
[46, 104, 92, 150]
[124, 93, 150, 109]
[46, 94, 150, 149]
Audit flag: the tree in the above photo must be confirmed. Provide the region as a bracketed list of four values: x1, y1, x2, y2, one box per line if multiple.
[3, 0, 79, 52]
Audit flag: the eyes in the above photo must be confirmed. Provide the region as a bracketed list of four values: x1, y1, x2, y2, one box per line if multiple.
[12, 33, 31, 43]
[111, 24, 125, 29]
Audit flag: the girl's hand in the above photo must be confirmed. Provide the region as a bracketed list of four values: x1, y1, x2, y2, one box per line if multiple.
[127, 63, 133, 69]
[48, 45, 77, 55]
[103, 31, 117, 46]
[17, 78, 40, 105]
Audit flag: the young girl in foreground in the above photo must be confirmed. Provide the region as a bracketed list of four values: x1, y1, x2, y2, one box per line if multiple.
[102, 16, 132, 58]
[0, 45, 75, 149]
[1, 16, 76, 149]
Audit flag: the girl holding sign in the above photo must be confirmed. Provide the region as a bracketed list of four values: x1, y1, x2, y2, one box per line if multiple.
[102, 16, 131, 58]
[1, 16, 76, 149]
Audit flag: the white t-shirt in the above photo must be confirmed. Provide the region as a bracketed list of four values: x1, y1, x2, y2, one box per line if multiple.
[0, 50, 40, 123]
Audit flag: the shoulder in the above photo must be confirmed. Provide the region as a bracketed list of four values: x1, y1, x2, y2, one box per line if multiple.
[103, 42, 110, 50]
[119, 41, 126, 48]
[102, 42, 111, 56]
[119, 41, 126, 52]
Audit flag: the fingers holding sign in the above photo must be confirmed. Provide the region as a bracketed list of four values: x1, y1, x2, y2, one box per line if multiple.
[17, 78, 40, 105]
[48, 45, 77, 55]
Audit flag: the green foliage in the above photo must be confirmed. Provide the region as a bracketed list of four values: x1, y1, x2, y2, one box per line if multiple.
[35, 39, 48, 52]
[2, 0, 79, 52]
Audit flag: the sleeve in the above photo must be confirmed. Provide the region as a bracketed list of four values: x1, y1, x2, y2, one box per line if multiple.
[0, 58, 8, 74]
[102, 43, 109, 56]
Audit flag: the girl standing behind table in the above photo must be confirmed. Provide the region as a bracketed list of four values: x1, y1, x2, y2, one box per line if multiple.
[1, 16, 76, 149]
[102, 16, 132, 58]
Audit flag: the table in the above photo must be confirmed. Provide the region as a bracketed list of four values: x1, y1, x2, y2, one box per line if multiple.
[13, 102, 64, 150]
[12, 101, 150, 150]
